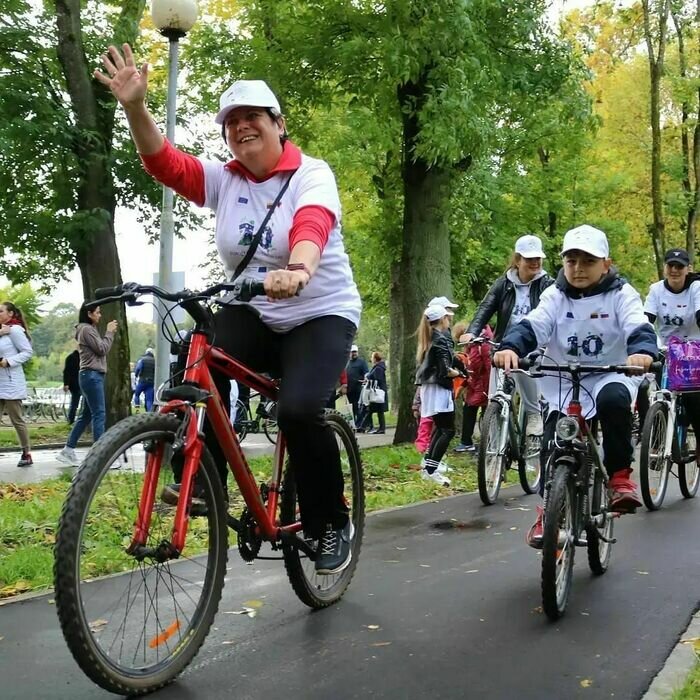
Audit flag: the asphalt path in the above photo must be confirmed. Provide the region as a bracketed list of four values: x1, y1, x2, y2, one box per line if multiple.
[1, 473, 699, 700]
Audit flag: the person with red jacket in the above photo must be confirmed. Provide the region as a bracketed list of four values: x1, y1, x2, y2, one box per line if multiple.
[454, 325, 493, 453]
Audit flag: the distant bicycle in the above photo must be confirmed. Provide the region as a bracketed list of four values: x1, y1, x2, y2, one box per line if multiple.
[639, 357, 699, 510]
[473, 338, 542, 505]
[233, 390, 278, 444]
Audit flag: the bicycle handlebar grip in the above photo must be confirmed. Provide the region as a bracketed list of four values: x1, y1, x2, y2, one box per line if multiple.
[649, 361, 664, 373]
[94, 285, 124, 299]
[236, 279, 267, 302]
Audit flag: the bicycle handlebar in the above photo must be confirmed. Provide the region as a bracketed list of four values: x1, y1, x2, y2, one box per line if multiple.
[88, 278, 267, 310]
[514, 356, 664, 375]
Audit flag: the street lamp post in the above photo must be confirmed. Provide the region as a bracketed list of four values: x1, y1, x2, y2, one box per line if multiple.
[150, 0, 198, 397]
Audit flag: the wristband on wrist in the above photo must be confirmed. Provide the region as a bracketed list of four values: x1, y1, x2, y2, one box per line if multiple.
[286, 262, 312, 278]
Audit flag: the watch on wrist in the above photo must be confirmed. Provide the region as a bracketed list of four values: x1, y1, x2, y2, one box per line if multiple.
[286, 262, 312, 278]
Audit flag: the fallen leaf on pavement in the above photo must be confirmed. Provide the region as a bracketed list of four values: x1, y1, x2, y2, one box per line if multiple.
[580, 679, 593, 688]
[242, 600, 264, 609]
[636, 571, 649, 575]
[366, 624, 380, 630]
[89, 619, 108, 632]
[419, 564, 431, 568]
[371, 642, 391, 647]
[464, 569, 479, 573]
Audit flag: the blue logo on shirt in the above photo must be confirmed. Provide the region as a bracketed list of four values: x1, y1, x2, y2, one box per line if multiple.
[238, 196, 248, 204]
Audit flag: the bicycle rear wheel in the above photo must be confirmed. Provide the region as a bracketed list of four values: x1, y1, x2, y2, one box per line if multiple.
[541, 466, 575, 621]
[586, 468, 613, 575]
[477, 401, 509, 505]
[54, 413, 228, 695]
[233, 399, 250, 442]
[639, 402, 670, 510]
[280, 411, 364, 608]
[679, 426, 699, 498]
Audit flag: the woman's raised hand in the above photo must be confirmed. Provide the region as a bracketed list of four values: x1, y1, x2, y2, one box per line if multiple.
[94, 44, 148, 109]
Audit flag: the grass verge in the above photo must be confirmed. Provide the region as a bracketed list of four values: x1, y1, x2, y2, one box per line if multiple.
[0, 441, 520, 599]
[672, 662, 700, 699]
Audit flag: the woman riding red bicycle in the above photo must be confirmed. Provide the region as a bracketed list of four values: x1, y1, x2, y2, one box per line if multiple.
[95, 44, 361, 575]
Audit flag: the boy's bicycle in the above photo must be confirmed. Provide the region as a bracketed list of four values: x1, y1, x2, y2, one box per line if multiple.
[639, 357, 699, 510]
[516, 357, 657, 621]
[474, 339, 542, 505]
[53, 280, 364, 696]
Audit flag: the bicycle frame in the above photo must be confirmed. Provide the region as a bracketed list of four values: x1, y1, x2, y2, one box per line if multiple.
[129, 330, 302, 557]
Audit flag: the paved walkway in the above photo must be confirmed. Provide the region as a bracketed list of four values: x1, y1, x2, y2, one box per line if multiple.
[0, 428, 397, 484]
[1, 479, 699, 699]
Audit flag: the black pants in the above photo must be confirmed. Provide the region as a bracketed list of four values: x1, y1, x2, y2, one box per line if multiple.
[360, 402, 385, 431]
[540, 382, 634, 495]
[347, 391, 361, 424]
[425, 411, 455, 466]
[460, 404, 483, 445]
[178, 306, 356, 539]
[67, 387, 81, 424]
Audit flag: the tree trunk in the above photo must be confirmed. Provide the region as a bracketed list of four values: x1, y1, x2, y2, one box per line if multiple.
[54, 0, 146, 426]
[393, 77, 454, 445]
[538, 147, 557, 240]
[671, 8, 695, 260]
[642, 0, 671, 277]
[389, 258, 402, 411]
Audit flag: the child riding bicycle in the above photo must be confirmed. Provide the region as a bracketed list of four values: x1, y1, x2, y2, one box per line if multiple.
[493, 225, 658, 547]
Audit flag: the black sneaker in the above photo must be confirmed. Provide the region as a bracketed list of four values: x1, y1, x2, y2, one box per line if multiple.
[17, 452, 33, 467]
[160, 483, 208, 516]
[315, 519, 354, 575]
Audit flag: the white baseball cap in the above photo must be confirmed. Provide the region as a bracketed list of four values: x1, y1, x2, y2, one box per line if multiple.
[350, 344, 359, 352]
[214, 80, 282, 125]
[424, 304, 449, 323]
[561, 225, 609, 259]
[428, 296, 458, 314]
[515, 234, 546, 259]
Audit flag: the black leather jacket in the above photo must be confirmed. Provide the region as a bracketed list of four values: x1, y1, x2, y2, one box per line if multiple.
[467, 272, 554, 342]
[415, 329, 454, 390]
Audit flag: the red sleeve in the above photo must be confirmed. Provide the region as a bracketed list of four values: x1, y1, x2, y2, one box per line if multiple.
[288, 205, 335, 254]
[140, 139, 206, 207]
[340, 369, 348, 385]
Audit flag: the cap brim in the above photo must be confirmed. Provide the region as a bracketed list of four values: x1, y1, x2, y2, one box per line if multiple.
[214, 101, 279, 125]
[665, 257, 689, 266]
[561, 245, 606, 259]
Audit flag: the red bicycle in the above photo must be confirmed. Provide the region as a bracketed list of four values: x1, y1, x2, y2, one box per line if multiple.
[54, 280, 364, 695]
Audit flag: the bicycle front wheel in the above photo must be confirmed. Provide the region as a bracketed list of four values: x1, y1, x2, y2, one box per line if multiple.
[477, 402, 509, 505]
[280, 411, 364, 608]
[54, 413, 228, 696]
[639, 402, 670, 510]
[541, 466, 575, 621]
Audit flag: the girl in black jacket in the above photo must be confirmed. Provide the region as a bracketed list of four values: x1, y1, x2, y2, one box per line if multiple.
[415, 304, 462, 486]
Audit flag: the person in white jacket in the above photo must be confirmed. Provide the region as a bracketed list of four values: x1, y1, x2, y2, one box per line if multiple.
[0, 301, 34, 467]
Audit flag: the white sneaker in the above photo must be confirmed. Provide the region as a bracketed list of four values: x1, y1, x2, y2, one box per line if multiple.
[437, 460, 453, 474]
[526, 413, 544, 437]
[420, 468, 451, 487]
[57, 446, 79, 466]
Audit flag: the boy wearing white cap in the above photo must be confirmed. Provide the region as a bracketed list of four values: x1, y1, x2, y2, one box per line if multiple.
[415, 304, 464, 486]
[494, 225, 658, 546]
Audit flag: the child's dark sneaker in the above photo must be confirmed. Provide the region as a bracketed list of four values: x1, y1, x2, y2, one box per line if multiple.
[17, 452, 33, 467]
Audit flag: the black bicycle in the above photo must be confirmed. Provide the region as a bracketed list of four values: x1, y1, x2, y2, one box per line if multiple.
[515, 356, 656, 620]
[233, 390, 278, 444]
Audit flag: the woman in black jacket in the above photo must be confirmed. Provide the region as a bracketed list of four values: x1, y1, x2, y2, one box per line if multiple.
[361, 351, 388, 434]
[460, 234, 552, 437]
[415, 304, 462, 486]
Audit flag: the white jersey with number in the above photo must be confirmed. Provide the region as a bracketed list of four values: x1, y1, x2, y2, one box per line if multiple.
[202, 154, 361, 333]
[643, 280, 700, 344]
[523, 283, 646, 417]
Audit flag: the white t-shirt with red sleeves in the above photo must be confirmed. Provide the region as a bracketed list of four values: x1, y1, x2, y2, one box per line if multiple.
[201, 154, 361, 333]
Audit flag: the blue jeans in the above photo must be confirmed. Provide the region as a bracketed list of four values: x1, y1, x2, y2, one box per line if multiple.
[133, 380, 154, 411]
[67, 370, 106, 448]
